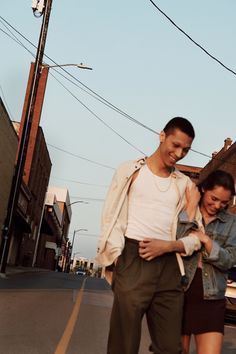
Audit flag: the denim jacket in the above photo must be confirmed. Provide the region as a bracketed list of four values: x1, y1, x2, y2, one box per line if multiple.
[177, 209, 236, 299]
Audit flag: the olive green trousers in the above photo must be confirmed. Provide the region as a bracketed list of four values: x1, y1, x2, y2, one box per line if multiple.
[107, 238, 184, 354]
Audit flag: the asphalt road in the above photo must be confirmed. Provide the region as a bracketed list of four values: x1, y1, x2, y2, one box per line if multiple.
[0, 271, 235, 354]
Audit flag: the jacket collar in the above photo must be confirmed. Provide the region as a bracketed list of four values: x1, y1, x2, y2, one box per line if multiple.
[215, 209, 229, 222]
[134, 158, 185, 179]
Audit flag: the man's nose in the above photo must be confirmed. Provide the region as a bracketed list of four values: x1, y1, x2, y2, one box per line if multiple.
[175, 148, 184, 159]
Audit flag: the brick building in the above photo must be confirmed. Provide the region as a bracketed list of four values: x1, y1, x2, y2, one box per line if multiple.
[176, 163, 202, 184]
[0, 98, 18, 236]
[198, 137, 236, 213]
[10, 63, 52, 267]
[8, 123, 51, 267]
[2, 63, 52, 267]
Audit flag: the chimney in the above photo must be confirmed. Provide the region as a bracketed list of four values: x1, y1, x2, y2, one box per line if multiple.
[212, 151, 218, 158]
[224, 137, 232, 151]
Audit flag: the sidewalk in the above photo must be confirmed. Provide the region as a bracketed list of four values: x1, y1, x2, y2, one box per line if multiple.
[0, 265, 51, 278]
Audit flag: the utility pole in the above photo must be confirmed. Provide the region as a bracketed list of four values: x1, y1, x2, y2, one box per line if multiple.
[0, 0, 53, 274]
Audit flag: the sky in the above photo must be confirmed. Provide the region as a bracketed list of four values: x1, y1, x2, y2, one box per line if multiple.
[1, 0, 236, 260]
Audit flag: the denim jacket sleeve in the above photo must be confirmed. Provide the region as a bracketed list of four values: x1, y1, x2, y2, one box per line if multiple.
[176, 211, 199, 238]
[176, 211, 201, 256]
[202, 214, 236, 271]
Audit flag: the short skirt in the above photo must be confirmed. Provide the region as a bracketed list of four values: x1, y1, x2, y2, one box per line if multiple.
[182, 268, 225, 335]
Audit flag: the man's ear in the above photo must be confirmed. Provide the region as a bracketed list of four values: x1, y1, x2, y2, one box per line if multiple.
[159, 131, 166, 143]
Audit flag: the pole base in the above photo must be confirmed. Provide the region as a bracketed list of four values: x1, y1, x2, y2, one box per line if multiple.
[0, 272, 7, 279]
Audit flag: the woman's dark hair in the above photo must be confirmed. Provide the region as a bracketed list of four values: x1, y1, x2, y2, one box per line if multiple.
[198, 170, 235, 196]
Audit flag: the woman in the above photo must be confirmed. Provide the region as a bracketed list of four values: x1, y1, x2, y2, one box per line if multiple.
[179, 170, 236, 354]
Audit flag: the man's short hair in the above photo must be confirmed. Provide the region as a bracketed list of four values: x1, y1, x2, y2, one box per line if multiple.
[163, 117, 195, 139]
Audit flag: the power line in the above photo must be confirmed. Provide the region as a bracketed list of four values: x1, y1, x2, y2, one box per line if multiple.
[148, 0, 236, 76]
[51, 176, 109, 188]
[1, 15, 236, 167]
[0, 21, 35, 59]
[0, 16, 158, 135]
[0, 0, 53, 274]
[48, 138, 236, 168]
[68, 232, 99, 238]
[49, 72, 146, 155]
[70, 196, 105, 202]
[48, 144, 115, 170]
[0, 17, 146, 156]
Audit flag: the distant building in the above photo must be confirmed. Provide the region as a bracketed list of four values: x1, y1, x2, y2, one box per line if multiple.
[198, 138, 234, 182]
[198, 137, 236, 214]
[176, 163, 202, 184]
[36, 191, 62, 270]
[36, 187, 72, 271]
[73, 255, 95, 276]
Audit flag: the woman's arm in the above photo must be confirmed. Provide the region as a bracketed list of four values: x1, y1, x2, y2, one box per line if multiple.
[194, 216, 236, 271]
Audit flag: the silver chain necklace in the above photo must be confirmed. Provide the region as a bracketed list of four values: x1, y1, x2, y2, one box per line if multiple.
[152, 174, 172, 193]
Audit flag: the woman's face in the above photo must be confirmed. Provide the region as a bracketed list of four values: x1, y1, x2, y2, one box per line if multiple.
[201, 185, 232, 217]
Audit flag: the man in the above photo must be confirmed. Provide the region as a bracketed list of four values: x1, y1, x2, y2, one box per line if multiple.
[96, 117, 200, 354]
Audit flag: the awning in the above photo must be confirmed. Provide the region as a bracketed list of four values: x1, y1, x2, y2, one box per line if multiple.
[45, 241, 57, 250]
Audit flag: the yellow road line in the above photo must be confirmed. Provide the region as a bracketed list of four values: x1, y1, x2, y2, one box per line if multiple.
[54, 279, 86, 354]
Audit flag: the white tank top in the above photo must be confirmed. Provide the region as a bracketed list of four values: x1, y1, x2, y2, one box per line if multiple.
[125, 164, 179, 241]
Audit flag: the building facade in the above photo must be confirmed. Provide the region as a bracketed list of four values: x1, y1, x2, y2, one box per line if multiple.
[0, 98, 18, 236]
[7, 123, 51, 267]
[198, 137, 236, 213]
[36, 187, 72, 271]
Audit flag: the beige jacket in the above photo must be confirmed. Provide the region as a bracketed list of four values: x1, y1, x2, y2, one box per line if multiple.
[96, 157, 197, 279]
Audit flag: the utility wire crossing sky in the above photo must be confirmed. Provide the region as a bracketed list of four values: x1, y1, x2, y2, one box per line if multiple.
[1, 1, 236, 258]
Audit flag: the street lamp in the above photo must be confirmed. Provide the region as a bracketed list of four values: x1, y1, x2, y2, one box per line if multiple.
[68, 200, 89, 207]
[0, 0, 53, 275]
[0, 3, 93, 275]
[43, 63, 93, 70]
[71, 228, 88, 260]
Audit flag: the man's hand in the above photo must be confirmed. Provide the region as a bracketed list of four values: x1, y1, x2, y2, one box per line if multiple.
[139, 238, 172, 261]
[191, 230, 213, 254]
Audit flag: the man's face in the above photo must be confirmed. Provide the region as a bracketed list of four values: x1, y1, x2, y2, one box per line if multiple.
[159, 128, 193, 167]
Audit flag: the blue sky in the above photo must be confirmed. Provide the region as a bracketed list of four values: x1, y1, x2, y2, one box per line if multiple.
[1, 1, 236, 259]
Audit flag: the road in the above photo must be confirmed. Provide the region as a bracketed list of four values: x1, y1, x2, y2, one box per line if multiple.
[0, 271, 235, 354]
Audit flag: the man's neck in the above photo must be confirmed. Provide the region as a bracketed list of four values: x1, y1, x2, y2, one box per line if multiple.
[147, 153, 172, 177]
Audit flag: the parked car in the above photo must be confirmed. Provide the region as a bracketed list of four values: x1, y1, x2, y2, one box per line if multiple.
[225, 266, 236, 323]
[76, 269, 86, 276]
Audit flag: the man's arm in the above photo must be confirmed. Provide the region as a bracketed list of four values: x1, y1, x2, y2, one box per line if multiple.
[184, 183, 201, 221]
[139, 234, 201, 261]
[139, 238, 185, 261]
